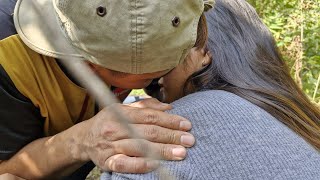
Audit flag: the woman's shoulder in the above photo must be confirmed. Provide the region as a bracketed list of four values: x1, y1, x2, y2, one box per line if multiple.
[168, 90, 320, 179]
[169, 90, 303, 144]
[170, 90, 266, 119]
[172, 90, 254, 107]
[105, 90, 320, 179]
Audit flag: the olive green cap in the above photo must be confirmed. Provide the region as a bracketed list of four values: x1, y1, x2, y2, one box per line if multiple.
[14, 0, 214, 74]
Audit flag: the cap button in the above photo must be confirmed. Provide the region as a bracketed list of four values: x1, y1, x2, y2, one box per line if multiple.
[96, 6, 107, 17]
[172, 17, 180, 27]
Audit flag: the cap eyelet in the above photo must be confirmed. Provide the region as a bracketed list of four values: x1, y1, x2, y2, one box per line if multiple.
[96, 6, 107, 17]
[172, 16, 180, 27]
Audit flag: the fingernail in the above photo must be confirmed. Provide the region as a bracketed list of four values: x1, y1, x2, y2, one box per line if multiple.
[147, 160, 160, 169]
[181, 135, 195, 147]
[180, 121, 192, 130]
[172, 147, 186, 160]
[161, 103, 172, 108]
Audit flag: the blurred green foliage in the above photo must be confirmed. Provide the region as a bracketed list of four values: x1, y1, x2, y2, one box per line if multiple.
[247, 0, 320, 104]
[130, 89, 146, 96]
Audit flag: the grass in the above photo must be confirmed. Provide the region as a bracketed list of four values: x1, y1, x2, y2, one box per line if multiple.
[86, 167, 101, 180]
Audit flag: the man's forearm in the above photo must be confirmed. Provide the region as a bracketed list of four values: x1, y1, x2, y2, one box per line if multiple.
[0, 122, 89, 179]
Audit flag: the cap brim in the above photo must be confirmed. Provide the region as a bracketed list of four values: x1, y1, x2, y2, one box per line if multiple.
[14, 0, 83, 60]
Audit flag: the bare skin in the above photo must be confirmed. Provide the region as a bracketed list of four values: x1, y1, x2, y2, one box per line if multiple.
[86, 61, 170, 89]
[159, 48, 212, 103]
[0, 173, 26, 180]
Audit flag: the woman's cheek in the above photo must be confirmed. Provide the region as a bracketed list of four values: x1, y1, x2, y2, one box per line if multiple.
[166, 80, 184, 102]
[160, 78, 174, 103]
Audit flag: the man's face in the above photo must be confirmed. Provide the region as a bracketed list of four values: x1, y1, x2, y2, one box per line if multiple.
[87, 61, 170, 89]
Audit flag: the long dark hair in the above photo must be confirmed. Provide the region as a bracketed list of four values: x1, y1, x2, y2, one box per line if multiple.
[185, 0, 320, 149]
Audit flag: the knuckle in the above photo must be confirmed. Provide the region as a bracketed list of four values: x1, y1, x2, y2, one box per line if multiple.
[136, 140, 149, 155]
[135, 100, 146, 106]
[130, 100, 147, 108]
[125, 107, 141, 121]
[138, 98, 158, 106]
[143, 110, 159, 124]
[97, 156, 108, 168]
[168, 116, 179, 128]
[134, 160, 148, 173]
[144, 126, 160, 141]
[168, 131, 178, 144]
[172, 115, 184, 125]
[95, 141, 114, 150]
[160, 145, 173, 159]
[113, 158, 126, 172]
[100, 123, 119, 138]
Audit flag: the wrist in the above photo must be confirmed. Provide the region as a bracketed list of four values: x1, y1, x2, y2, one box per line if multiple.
[64, 119, 93, 163]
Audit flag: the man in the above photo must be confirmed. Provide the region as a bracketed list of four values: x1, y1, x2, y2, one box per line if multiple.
[0, 0, 213, 179]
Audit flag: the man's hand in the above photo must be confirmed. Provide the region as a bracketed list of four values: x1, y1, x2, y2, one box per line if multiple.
[72, 98, 195, 173]
[0, 173, 26, 180]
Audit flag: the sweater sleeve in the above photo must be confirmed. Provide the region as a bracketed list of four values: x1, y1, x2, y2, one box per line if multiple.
[101, 90, 320, 180]
[0, 0, 17, 40]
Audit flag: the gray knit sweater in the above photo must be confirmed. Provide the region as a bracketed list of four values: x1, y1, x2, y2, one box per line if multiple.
[101, 90, 320, 180]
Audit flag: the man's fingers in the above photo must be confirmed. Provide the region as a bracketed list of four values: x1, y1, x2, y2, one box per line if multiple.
[113, 139, 187, 160]
[128, 98, 172, 111]
[97, 105, 194, 147]
[103, 154, 160, 173]
[101, 103, 191, 131]
[0, 174, 26, 180]
[124, 107, 192, 131]
[132, 124, 195, 147]
[99, 123, 195, 147]
[98, 120, 195, 147]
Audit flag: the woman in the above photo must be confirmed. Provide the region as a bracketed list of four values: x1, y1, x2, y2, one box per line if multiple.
[102, 0, 320, 179]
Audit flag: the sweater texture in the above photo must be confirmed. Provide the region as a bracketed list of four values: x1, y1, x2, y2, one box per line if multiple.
[101, 90, 320, 180]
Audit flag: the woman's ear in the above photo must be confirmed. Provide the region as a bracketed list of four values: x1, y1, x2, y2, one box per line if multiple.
[202, 51, 212, 67]
[185, 47, 211, 71]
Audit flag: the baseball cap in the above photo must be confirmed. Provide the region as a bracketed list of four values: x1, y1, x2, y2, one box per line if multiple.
[14, 0, 214, 74]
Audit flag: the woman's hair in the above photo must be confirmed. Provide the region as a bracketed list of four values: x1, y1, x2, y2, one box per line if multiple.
[185, 0, 320, 149]
[194, 13, 208, 49]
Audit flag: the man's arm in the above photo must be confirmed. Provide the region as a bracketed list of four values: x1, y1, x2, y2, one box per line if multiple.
[0, 124, 89, 178]
[0, 66, 194, 178]
[1, 100, 195, 179]
[0, 64, 84, 178]
[0, 68, 194, 179]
